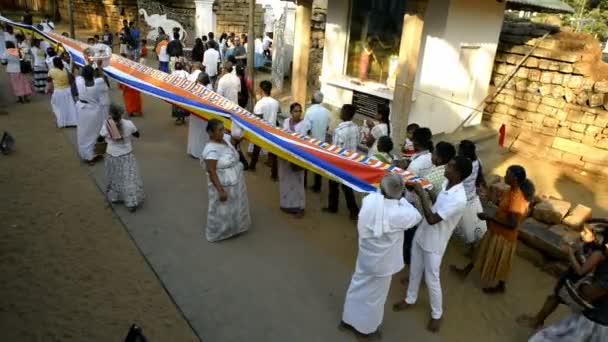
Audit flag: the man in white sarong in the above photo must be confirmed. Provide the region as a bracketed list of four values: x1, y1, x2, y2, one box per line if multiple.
[340, 174, 422, 340]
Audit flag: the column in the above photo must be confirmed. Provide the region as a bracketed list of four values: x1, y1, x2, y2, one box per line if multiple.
[391, 0, 427, 150]
[195, 0, 216, 38]
[291, 0, 313, 106]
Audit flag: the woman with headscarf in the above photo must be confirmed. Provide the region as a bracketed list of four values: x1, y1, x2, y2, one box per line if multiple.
[341, 173, 421, 340]
[1, 40, 33, 103]
[201, 119, 251, 242]
[47, 56, 78, 127]
[278, 103, 310, 217]
[75, 65, 108, 164]
[451, 165, 535, 293]
[99, 104, 145, 212]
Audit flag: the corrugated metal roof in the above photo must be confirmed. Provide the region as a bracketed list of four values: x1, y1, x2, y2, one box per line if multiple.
[507, 0, 576, 14]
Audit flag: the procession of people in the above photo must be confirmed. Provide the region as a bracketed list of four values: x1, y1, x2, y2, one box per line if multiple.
[2, 15, 608, 342]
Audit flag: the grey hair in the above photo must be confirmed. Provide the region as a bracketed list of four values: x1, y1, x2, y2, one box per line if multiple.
[380, 173, 404, 200]
[312, 91, 324, 104]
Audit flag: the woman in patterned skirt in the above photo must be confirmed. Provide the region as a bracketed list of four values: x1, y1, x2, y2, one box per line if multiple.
[201, 119, 251, 242]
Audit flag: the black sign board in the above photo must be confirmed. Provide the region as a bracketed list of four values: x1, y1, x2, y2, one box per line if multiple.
[352, 90, 390, 119]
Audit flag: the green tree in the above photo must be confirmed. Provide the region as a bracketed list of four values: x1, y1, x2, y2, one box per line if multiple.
[562, 0, 608, 40]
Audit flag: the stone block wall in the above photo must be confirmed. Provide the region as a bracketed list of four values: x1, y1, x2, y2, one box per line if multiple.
[55, 0, 139, 33]
[214, 0, 264, 36]
[484, 18, 608, 177]
[308, 4, 326, 90]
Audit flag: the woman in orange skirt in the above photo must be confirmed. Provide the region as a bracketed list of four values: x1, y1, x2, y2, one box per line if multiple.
[451, 165, 535, 293]
[118, 53, 142, 117]
[118, 83, 142, 117]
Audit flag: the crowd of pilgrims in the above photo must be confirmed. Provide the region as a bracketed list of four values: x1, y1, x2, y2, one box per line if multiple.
[1, 15, 607, 342]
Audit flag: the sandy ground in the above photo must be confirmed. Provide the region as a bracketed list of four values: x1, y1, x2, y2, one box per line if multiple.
[0, 75, 198, 340]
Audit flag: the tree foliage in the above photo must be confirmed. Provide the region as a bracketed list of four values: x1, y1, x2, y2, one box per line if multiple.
[561, 0, 608, 40]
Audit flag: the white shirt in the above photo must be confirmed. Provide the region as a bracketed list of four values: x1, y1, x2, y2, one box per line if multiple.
[2, 52, 21, 73]
[263, 35, 272, 50]
[407, 151, 433, 177]
[254, 38, 264, 54]
[158, 45, 169, 62]
[368, 123, 389, 156]
[4, 33, 16, 44]
[202, 48, 220, 77]
[304, 104, 330, 141]
[188, 69, 201, 82]
[100, 119, 138, 157]
[75, 76, 107, 105]
[332, 121, 360, 152]
[356, 192, 422, 276]
[31, 46, 46, 67]
[253, 96, 280, 127]
[413, 181, 467, 255]
[216, 72, 241, 103]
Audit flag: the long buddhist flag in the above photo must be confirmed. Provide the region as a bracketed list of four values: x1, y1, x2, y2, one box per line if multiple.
[0, 16, 430, 193]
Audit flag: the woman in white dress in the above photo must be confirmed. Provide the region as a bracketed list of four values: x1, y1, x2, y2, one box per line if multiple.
[455, 140, 488, 247]
[365, 104, 390, 157]
[75, 65, 108, 164]
[30, 38, 48, 93]
[187, 69, 211, 158]
[279, 103, 310, 217]
[47, 56, 78, 127]
[100, 104, 145, 212]
[201, 119, 251, 242]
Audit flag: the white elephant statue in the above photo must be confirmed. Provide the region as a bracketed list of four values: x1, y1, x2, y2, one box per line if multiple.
[139, 8, 187, 42]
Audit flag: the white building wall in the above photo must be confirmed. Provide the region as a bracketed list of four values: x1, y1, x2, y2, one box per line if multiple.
[319, 0, 505, 134]
[320, 0, 353, 108]
[410, 0, 505, 133]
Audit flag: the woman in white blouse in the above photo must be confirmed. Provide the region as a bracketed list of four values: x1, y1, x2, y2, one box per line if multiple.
[1, 41, 33, 103]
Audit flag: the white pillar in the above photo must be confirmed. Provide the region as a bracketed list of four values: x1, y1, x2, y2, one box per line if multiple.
[195, 0, 216, 38]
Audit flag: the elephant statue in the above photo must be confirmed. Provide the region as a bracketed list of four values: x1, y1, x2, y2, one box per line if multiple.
[139, 8, 187, 43]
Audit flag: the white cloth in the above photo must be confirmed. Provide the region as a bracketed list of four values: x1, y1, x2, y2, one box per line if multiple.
[51, 87, 78, 128]
[342, 192, 421, 334]
[462, 160, 480, 201]
[4, 33, 16, 45]
[405, 240, 445, 319]
[367, 123, 388, 157]
[41, 21, 54, 33]
[216, 72, 241, 103]
[171, 69, 189, 79]
[407, 151, 433, 177]
[263, 35, 273, 50]
[528, 313, 608, 342]
[333, 121, 360, 152]
[158, 45, 169, 62]
[356, 193, 422, 275]
[76, 77, 107, 161]
[278, 118, 310, 210]
[203, 48, 220, 77]
[187, 115, 208, 159]
[254, 38, 264, 54]
[100, 119, 138, 157]
[414, 181, 467, 255]
[0, 29, 5, 56]
[304, 104, 330, 141]
[188, 69, 202, 82]
[455, 195, 487, 244]
[342, 274, 392, 334]
[253, 96, 280, 127]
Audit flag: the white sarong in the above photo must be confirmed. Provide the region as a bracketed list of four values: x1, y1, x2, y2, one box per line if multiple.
[76, 101, 103, 161]
[342, 273, 392, 334]
[187, 116, 208, 158]
[51, 87, 77, 128]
